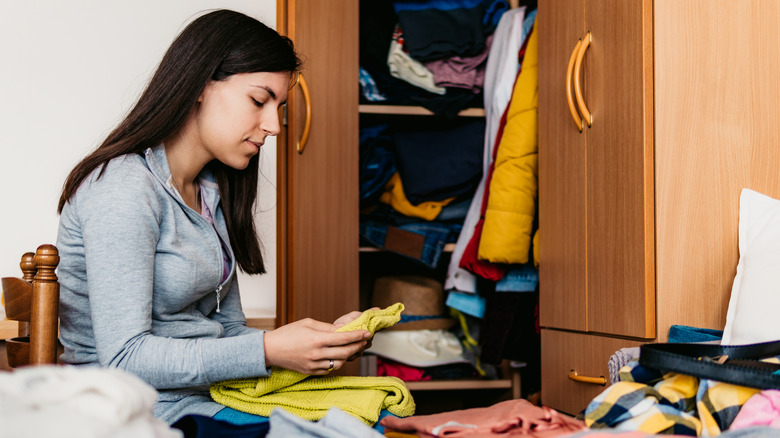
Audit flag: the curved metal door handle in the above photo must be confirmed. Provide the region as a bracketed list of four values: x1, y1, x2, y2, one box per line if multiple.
[566, 39, 584, 132]
[296, 73, 312, 154]
[568, 370, 607, 386]
[574, 32, 593, 127]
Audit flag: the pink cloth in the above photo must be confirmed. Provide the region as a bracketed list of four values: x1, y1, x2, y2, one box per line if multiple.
[380, 399, 586, 437]
[424, 34, 493, 93]
[730, 390, 780, 430]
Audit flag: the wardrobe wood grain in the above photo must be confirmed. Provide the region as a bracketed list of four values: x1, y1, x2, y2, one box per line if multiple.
[654, 0, 780, 333]
[538, 0, 588, 332]
[584, 0, 655, 338]
[276, 0, 360, 328]
[541, 0, 780, 414]
[541, 329, 642, 415]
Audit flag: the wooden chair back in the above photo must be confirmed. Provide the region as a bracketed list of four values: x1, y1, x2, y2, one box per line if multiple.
[1, 244, 60, 367]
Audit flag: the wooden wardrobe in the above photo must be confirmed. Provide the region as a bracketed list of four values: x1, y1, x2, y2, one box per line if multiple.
[275, 0, 526, 398]
[538, 0, 780, 413]
[275, 0, 360, 332]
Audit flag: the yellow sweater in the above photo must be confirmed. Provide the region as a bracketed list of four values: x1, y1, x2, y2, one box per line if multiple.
[210, 303, 415, 424]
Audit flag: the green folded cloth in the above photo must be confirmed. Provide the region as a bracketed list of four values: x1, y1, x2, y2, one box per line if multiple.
[210, 303, 415, 424]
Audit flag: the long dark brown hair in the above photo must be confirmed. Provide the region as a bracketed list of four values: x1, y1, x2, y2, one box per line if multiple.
[58, 9, 302, 275]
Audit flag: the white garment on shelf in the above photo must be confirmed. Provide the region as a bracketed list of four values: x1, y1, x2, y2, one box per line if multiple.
[0, 365, 181, 438]
[387, 39, 447, 95]
[367, 329, 468, 367]
[444, 7, 528, 293]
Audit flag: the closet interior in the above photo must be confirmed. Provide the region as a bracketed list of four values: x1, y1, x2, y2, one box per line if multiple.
[355, 0, 540, 414]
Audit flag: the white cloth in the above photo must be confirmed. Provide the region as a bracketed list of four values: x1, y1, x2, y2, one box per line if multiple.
[268, 406, 384, 438]
[444, 7, 527, 293]
[387, 39, 447, 95]
[0, 365, 181, 438]
[366, 329, 468, 367]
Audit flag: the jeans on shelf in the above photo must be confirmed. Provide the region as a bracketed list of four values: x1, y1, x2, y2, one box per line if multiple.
[360, 220, 461, 268]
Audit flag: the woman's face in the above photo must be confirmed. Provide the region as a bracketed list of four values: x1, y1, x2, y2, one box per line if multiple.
[194, 71, 290, 170]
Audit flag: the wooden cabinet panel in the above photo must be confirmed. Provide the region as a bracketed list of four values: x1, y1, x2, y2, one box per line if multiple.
[584, 0, 654, 338]
[539, 0, 654, 338]
[541, 329, 642, 415]
[654, 0, 780, 334]
[541, 0, 780, 414]
[276, 0, 360, 326]
[538, 0, 588, 332]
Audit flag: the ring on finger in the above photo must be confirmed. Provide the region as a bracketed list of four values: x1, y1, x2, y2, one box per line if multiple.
[327, 359, 334, 372]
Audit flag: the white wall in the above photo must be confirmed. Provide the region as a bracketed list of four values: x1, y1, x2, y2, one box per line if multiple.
[0, 1, 278, 318]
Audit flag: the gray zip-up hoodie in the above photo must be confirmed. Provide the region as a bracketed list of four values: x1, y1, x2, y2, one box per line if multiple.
[57, 145, 270, 423]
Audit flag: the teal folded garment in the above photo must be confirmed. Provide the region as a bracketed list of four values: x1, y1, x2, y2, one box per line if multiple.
[446, 291, 485, 318]
[668, 325, 723, 343]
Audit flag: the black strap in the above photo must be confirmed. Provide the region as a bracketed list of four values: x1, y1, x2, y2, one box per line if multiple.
[639, 340, 780, 390]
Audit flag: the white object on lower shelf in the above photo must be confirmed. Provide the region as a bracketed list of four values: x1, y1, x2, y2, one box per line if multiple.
[366, 330, 469, 368]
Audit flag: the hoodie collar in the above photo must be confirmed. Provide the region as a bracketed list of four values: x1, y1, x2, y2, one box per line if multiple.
[143, 145, 221, 213]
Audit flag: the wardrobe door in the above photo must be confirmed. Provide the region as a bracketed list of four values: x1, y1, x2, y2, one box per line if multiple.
[584, 0, 655, 338]
[276, 0, 360, 326]
[538, 0, 588, 331]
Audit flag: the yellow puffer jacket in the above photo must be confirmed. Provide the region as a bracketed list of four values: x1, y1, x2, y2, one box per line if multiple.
[478, 23, 538, 266]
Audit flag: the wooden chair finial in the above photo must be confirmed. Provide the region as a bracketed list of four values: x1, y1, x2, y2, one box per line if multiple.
[20, 252, 36, 282]
[30, 244, 60, 365]
[34, 245, 59, 282]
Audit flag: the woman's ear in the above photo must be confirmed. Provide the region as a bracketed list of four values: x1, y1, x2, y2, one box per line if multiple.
[197, 80, 216, 104]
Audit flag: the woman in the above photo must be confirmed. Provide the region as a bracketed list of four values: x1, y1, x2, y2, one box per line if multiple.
[56, 9, 370, 424]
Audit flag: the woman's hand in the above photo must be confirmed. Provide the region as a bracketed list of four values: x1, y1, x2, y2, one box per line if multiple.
[263, 318, 371, 375]
[333, 308, 378, 361]
[332, 310, 363, 328]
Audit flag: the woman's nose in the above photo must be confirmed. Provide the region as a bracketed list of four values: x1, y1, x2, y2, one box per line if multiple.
[260, 109, 281, 136]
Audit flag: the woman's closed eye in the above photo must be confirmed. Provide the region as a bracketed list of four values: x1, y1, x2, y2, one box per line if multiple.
[252, 98, 264, 107]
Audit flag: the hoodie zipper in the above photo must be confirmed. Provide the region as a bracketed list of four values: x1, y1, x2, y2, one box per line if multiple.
[145, 149, 235, 313]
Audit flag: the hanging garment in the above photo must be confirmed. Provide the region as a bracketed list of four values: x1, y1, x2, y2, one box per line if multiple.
[478, 22, 538, 265]
[444, 7, 530, 294]
[458, 17, 536, 280]
[458, 95, 513, 281]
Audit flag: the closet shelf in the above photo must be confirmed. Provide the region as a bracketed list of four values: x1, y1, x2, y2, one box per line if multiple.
[359, 104, 485, 118]
[406, 378, 513, 391]
[359, 243, 456, 253]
